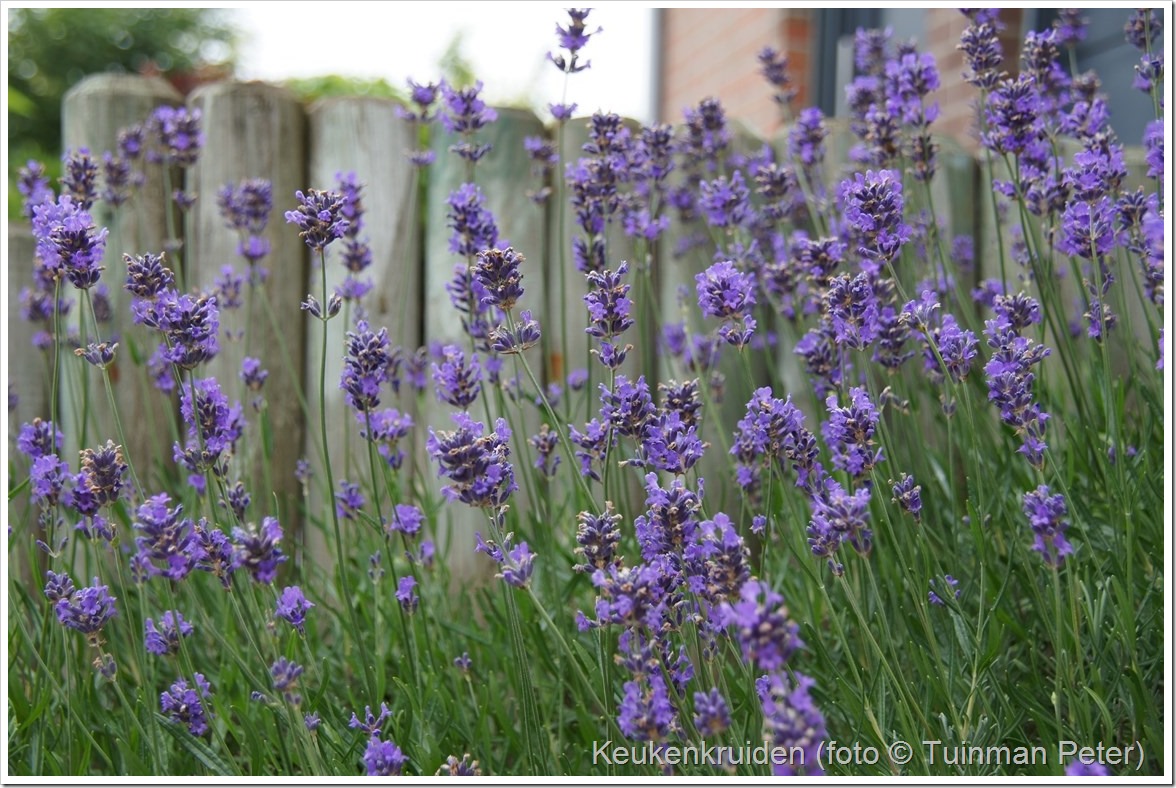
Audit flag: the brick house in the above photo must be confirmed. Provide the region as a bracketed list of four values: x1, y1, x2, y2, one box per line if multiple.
[653, 8, 1159, 150]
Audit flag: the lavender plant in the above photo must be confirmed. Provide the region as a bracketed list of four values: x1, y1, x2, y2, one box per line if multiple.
[6, 6, 1166, 779]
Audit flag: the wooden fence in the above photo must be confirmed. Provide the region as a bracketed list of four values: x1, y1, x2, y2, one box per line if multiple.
[7, 73, 1153, 580]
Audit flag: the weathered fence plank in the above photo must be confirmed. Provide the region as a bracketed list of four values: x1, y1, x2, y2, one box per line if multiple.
[302, 96, 422, 580]
[60, 73, 184, 491]
[185, 81, 308, 538]
[423, 106, 548, 581]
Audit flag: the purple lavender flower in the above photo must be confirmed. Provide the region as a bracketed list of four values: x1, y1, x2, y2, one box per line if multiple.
[359, 408, 414, 470]
[758, 46, 796, 108]
[789, 107, 828, 168]
[55, 578, 117, 637]
[1022, 485, 1072, 566]
[638, 410, 706, 476]
[569, 418, 612, 482]
[349, 703, 392, 737]
[134, 289, 220, 369]
[31, 195, 108, 290]
[18, 160, 54, 218]
[231, 517, 287, 584]
[1059, 196, 1115, 261]
[854, 26, 893, 75]
[437, 754, 481, 776]
[600, 375, 655, 439]
[446, 182, 499, 259]
[574, 505, 622, 573]
[99, 150, 134, 207]
[807, 478, 872, 575]
[928, 575, 961, 606]
[549, 102, 577, 122]
[885, 52, 941, 125]
[757, 672, 826, 776]
[822, 387, 883, 478]
[363, 736, 407, 776]
[335, 480, 365, 521]
[270, 657, 304, 705]
[1133, 52, 1164, 92]
[473, 247, 525, 312]
[340, 320, 391, 412]
[144, 611, 194, 656]
[1066, 759, 1110, 776]
[427, 412, 516, 510]
[581, 553, 680, 632]
[549, 8, 601, 74]
[891, 473, 923, 521]
[44, 571, 76, 603]
[529, 424, 561, 479]
[218, 178, 272, 235]
[698, 170, 751, 229]
[161, 674, 212, 736]
[440, 81, 497, 162]
[131, 493, 198, 581]
[190, 520, 236, 588]
[124, 251, 175, 302]
[618, 673, 678, 742]
[78, 440, 127, 509]
[679, 97, 730, 173]
[218, 481, 250, 523]
[430, 344, 482, 409]
[17, 419, 63, 461]
[719, 579, 801, 672]
[984, 314, 1052, 467]
[731, 388, 825, 495]
[497, 539, 534, 588]
[395, 575, 419, 613]
[275, 586, 314, 633]
[824, 272, 880, 350]
[696, 260, 756, 320]
[1053, 8, 1088, 47]
[75, 341, 118, 369]
[982, 74, 1042, 155]
[149, 106, 203, 167]
[59, 147, 99, 208]
[692, 687, 730, 737]
[632, 473, 704, 562]
[173, 377, 242, 480]
[401, 77, 441, 120]
[584, 261, 635, 369]
[838, 169, 911, 269]
[385, 503, 423, 539]
[284, 189, 349, 252]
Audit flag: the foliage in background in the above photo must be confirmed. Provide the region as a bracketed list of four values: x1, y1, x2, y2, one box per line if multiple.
[6, 8, 237, 218]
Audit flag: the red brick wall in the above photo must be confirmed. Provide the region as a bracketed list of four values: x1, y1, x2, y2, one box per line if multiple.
[927, 9, 1025, 150]
[658, 8, 813, 139]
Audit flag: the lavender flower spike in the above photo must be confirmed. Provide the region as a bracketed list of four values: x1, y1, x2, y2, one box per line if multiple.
[284, 189, 349, 251]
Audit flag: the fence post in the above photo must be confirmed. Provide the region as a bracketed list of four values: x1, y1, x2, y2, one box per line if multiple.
[7, 227, 50, 583]
[59, 73, 184, 491]
[423, 106, 548, 582]
[302, 96, 422, 578]
[185, 81, 308, 542]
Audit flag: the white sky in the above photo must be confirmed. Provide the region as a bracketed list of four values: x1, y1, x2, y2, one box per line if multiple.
[231, 2, 654, 123]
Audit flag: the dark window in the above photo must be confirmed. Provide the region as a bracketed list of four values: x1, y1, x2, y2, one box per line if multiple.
[814, 9, 881, 116]
[1029, 8, 1162, 145]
